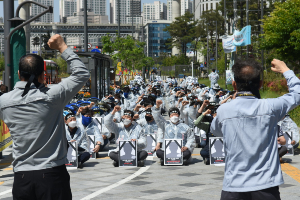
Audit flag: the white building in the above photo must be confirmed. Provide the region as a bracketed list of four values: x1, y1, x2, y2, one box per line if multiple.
[30, 0, 54, 23]
[77, 0, 107, 16]
[181, 0, 193, 15]
[143, 1, 167, 23]
[110, 0, 142, 24]
[59, 0, 77, 23]
[66, 11, 108, 24]
[167, 0, 172, 21]
[194, 0, 221, 20]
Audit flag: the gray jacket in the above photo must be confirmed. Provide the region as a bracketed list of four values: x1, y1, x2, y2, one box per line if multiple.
[0, 48, 89, 172]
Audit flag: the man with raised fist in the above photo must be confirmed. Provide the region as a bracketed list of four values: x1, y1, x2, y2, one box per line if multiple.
[0, 34, 90, 200]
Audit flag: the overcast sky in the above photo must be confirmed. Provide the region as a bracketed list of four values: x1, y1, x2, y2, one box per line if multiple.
[0, 0, 168, 23]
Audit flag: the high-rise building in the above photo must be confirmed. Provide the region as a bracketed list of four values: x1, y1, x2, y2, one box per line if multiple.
[77, 0, 107, 16]
[66, 11, 108, 24]
[30, 0, 54, 23]
[143, 1, 167, 23]
[0, 17, 3, 24]
[194, 0, 221, 20]
[60, 0, 77, 23]
[167, 0, 172, 21]
[110, 0, 142, 24]
[181, 0, 193, 15]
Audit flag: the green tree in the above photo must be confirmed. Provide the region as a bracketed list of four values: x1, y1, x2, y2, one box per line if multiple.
[102, 35, 154, 70]
[164, 12, 198, 56]
[51, 57, 68, 75]
[0, 56, 4, 72]
[260, 0, 300, 68]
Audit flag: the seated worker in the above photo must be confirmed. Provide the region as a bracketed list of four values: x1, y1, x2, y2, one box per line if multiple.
[104, 106, 148, 167]
[194, 107, 217, 165]
[277, 125, 287, 163]
[152, 100, 195, 166]
[77, 107, 104, 154]
[65, 113, 90, 168]
[278, 114, 300, 149]
[136, 108, 161, 138]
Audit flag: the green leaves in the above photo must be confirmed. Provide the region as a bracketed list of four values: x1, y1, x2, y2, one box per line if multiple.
[101, 35, 153, 70]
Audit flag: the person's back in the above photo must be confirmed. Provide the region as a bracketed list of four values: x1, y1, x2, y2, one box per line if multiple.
[1, 35, 90, 200]
[211, 59, 300, 200]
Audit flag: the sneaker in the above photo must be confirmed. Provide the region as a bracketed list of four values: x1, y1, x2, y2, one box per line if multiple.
[138, 160, 145, 167]
[78, 162, 83, 169]
[113, 161, 119, 167]
[160, 159, 164, 166]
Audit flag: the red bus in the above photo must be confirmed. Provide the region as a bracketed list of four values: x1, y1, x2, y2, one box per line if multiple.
[44, 60, 61, 84]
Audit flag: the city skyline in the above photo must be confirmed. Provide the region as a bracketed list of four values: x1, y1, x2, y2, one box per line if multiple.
[0, 0, 169, 23]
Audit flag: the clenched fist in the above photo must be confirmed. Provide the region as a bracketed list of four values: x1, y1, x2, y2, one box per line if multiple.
[156, 100, 163, 106]
[47, 34, 68, 53]
[271, 59, 290, 74]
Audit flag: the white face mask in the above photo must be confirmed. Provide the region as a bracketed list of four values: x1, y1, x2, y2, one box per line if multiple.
[123, 118, 132, 126]
[68, 121, 77, 128]
[170, 116, 179, 124]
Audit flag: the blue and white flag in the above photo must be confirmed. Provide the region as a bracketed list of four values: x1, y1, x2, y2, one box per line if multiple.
[233, 25, 251, 46]
[222, 35, 236, 53]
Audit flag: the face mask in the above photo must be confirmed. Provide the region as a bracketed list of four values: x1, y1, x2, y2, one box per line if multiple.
[123, 118, 132, 126]
[124, 92, 129, 98]
[82, 115, 92, 127]
[145, 116, 153, 122]
[68, 121, 77, 128]
[140, 107, 145, 111]
[170, 116, 179, 124]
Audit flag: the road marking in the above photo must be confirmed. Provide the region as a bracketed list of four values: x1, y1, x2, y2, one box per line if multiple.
[3, 168, 12, 171]
[0, 181, 4, 185]
[97, 157, 110, 159]
[0, 163, 11, 166]
[281, 163, 300, 183]
[81, 166, 150, 200]
[0, 189, 12, 196]
[192, 154, 200, 156]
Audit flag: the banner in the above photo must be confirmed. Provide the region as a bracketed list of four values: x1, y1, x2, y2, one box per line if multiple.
[0, 120, 13, 152]
[283, 132, 294, 156]
[233, 25, 251, 46]
[66, 141, 78, 168]
[143, 135, 156, 156]
[119, 140, 137, 167]
[226, 70, 233, 85]
[222, 35, 236, 53]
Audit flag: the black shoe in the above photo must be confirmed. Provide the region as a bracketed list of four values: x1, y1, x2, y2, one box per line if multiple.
[113, 161, 119, 167]
[183, 159, 189, 166]
[138, 160, 145, 167]
[78, 162, 83, 169]
[160, 159, 164, 166]
[204, 158, 210, 165]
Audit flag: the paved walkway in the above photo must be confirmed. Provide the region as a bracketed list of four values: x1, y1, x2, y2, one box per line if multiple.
[1, 145, 300, 200]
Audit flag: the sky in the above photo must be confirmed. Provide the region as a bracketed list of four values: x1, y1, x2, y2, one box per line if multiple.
[0, 0, 168, 23]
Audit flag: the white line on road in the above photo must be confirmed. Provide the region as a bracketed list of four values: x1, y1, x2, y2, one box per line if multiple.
[0, 189, 12, 197]
[81, 158, 153, 200]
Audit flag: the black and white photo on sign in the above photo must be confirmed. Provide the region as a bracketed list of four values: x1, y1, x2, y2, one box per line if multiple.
[209, 137, 225, 165]
[88, 135, 96, 159]
[164, 139, 183, 165]
[283, 132, 294, 156]
[94, 117, 103, 132]
[143, 135, 156, 153]
[119, 140, 137, 167]
[66, 141, 78, 168]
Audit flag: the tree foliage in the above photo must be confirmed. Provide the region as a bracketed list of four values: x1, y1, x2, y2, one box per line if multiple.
[162, 54, 191, 66]
[51, 57, 68, 75]
[102, 35, 154, 70]
[164, 12, 198, 56]
[261, 0, 300, 67]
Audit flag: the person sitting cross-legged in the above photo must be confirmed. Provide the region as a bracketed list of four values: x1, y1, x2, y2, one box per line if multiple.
[104, 106, 148, 167]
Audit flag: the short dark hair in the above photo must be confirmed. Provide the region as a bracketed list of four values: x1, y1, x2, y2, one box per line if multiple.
[19, 54, 44, 80]
[143, 99, 154, 107]
[81, 107, 94, 116]
[212, 69, 216, 72]
[232, 59, 262, 92]
[168, 107, 180, 116]
[124, 110, 134, 118]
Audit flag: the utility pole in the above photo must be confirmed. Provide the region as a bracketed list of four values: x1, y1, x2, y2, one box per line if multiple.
[84, 0, 88, 52]
[216, 21, 218, 72]
[246, 0, 249, 58]
[3, 0, 14, 87]
[118, 0, 120, 37]
[261, 0, 264, 70]
[206, 23, 209, 71]
[19, 0, 30, 53]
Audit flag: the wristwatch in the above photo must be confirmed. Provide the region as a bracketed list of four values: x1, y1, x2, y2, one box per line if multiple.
[96, 143, 101, 146]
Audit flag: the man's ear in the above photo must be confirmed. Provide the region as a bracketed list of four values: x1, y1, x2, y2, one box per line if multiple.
[18, 70, 21, 80]
[232, 81, 237, 91]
